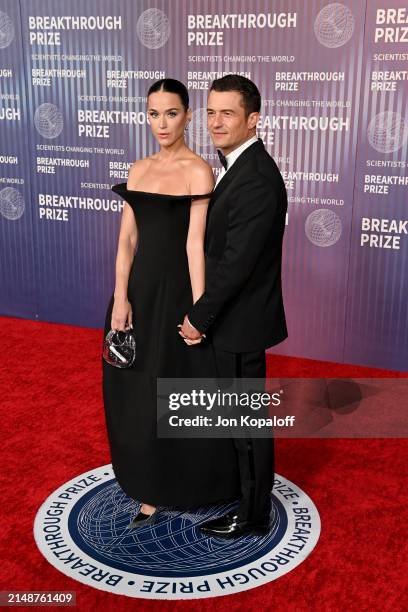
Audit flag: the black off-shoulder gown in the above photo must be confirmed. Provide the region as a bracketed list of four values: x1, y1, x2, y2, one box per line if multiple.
[102, 183, 241, 508]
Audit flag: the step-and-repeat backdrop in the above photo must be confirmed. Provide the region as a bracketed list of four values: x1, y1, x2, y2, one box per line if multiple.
[0, 0, 407, 370]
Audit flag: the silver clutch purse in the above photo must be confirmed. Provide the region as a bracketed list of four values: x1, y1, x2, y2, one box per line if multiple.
[103, 328, 136, 368]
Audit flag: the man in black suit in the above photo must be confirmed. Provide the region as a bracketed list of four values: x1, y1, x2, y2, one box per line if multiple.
[180, 74, 287, 537]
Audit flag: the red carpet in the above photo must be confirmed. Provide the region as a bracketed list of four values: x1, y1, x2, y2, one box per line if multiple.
[1, 315, 407, 611]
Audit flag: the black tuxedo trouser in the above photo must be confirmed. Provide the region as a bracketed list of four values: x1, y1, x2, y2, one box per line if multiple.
[212, 346, 274, 522]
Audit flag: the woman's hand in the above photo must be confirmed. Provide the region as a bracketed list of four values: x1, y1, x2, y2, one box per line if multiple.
[111, 297, 133, 331]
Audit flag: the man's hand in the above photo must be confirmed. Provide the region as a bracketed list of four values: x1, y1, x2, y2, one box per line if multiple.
[178, 315, 205, 345]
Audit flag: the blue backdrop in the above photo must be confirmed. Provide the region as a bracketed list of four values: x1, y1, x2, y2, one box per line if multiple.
[0, 0, 407, 371]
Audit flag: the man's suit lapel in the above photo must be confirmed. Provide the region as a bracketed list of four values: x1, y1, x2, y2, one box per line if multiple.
[211, 137, 264, 201]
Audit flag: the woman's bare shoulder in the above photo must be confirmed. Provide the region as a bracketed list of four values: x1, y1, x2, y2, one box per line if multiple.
[128, 157, 154, 172]
[184, 153, 214, 180]
[183, 154, 214, 193]
[127, 157, 152, 186]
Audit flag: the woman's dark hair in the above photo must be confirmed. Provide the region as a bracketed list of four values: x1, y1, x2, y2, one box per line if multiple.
[210, 74, 261, 117]
[147, 78, 189, 111]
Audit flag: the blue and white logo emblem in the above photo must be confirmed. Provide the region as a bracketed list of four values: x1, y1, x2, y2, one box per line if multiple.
[34, 465, 320, 599]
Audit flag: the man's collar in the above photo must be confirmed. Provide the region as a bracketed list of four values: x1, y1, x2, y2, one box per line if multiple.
[212, 137, 264, 198]
[224, 135, 259, 166]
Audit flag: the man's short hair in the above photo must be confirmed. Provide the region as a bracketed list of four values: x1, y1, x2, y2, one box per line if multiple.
[209, 74, 261, 117]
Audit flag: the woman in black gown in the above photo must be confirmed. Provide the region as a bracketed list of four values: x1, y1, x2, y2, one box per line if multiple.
[102, 79, 240, 526]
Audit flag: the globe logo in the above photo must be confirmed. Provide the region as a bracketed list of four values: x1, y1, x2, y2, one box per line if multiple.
[314, 3, 354, 48]
[188, 108, 212, 148]
[367, 111, 408, 154]
[0, 11, 14, 49]
[69, 482, 284, 578]
[0, 187, 24, 220]
[34, 103, 63, 139]
[305, 209, 342, 247]
[136, 8, 170, 49]
[33, 465, 321, 599]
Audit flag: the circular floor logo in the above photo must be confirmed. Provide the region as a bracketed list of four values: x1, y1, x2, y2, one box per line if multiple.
[34, 465, 320, 600]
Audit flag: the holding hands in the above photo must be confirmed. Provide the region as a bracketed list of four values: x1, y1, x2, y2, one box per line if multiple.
[178, 315, 205, 345]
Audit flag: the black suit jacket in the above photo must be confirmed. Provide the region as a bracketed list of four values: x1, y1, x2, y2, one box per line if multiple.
[188, 138, 288, 353]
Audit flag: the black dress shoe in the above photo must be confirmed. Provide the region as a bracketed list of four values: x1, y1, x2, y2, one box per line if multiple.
[129, 507, 160, 529]
[199, 512, 271, 538]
